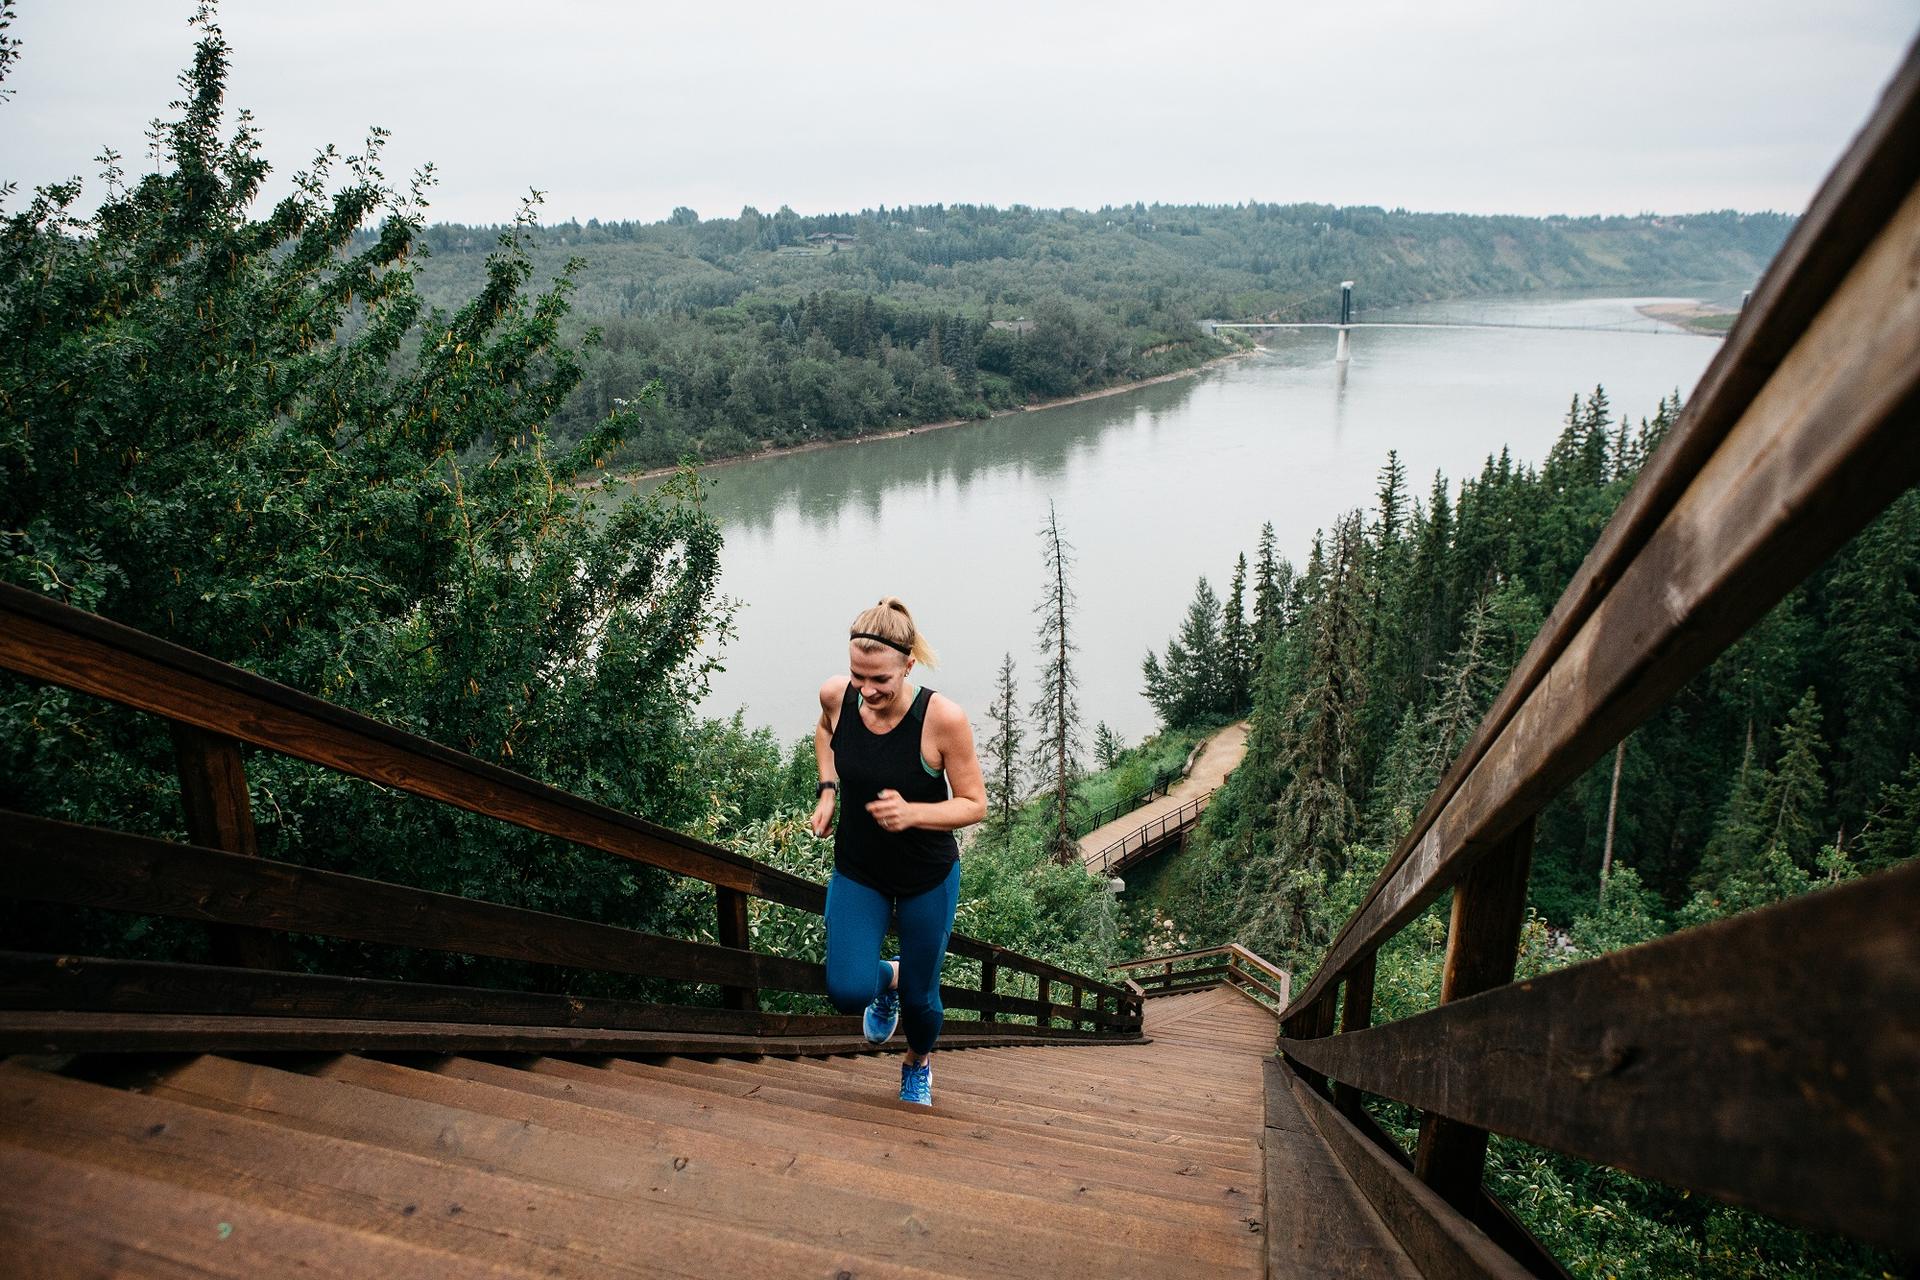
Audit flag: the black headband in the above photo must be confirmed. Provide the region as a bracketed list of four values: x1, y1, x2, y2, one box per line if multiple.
[850, 631, 913, 656]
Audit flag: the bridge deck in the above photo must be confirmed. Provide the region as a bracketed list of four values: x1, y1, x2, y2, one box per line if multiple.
[1080, 720, 1248, 870]
[0, 987, 1311, 1278]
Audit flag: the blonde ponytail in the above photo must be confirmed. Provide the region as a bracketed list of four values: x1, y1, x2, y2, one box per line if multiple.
[849, 596, 938, 668]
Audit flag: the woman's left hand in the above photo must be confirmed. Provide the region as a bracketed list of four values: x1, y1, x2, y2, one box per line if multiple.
[866, 789, 914, 833]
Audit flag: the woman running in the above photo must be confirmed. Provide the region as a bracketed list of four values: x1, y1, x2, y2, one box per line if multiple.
[809, 597, 987, 1106]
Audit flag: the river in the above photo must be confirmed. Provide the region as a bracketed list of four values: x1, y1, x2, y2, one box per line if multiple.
[619, 294, 1724, 749]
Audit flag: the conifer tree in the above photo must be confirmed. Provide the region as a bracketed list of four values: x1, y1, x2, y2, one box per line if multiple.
[1141, 576, 1225, 729]
[1754, 688, 1830, 865]
[1252, 522, 1287, 650]
[1826, 490, 1920, 820]
[1222, 554, 1254, 714]
[982, 653, 1024, 836]
[1272, 515, 1369, 879]
[1029, 502, 1083, 862]
[1858, 755, 1920, 872]
[1093, 722, 1124, 771]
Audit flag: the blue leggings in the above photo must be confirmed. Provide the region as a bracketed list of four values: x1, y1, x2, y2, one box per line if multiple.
[823, 861, 961, 1055]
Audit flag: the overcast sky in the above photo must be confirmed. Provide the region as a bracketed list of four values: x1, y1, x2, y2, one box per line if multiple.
[4, 2, 1916, 227]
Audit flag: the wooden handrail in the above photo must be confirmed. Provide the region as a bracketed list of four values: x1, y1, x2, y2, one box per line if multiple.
[1271, 36, 1920, 1264]
[1284, 37, 1920, 1023]
[1086, 792, 1210, 875]
[0, 584, 1139, 1032]
[1284, 862, 1920, 1255]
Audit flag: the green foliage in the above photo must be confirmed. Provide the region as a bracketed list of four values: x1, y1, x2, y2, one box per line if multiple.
[0, 12, 739, 988]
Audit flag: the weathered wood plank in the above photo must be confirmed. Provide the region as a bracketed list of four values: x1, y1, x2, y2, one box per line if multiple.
[0, 1010, 1138, 1055]
[0, 1140, 542, 1280]
[1287, 1062, 1536, 1280]
[1282, 859, 1920, 1255]
[170, 723, 291, 970]
[1289, 169, 1920, 1018]
[1263, 1058, 1422, 1279]
[714, 885, 756, 1012]
[1415, 820, 1536, 1210]
[0, 950, 861, 1037]
[0, 583, 826, 912]
[1, 809, 828, 994]
[1295, 39, 1920, 1018]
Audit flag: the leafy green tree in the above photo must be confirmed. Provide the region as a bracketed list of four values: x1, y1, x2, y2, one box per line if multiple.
[1093, 721, 1124, 771]
[0, 11, 730, 979]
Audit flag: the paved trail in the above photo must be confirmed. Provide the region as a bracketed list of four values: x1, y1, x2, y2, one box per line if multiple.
[1078, 721, 1249, 868]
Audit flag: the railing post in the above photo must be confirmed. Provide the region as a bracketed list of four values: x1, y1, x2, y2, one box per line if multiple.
[1037, 975, 1052, 1030]
[1334, 948, 1377, 1121]
[980, 955, 998, 1027]
[714, 885, 756, 1011]
[1412, 816, 1536, 1213]
[170, 723, 290, 970]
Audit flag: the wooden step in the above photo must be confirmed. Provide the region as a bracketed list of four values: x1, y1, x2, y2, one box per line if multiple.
[0, 1139, 541, 1280]
[683, 1054, 1261, 1160]
[606, 1055, 1259, 1188]
[518, 1055, 1259, 1209]
[417, 1054, 1257, 1231]
[789, 1050, 1263, 1131]
[133, 1053, 1236, 1279]
[0, 1061, 955, 1279]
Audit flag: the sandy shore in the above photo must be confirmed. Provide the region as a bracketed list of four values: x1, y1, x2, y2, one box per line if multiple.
[581, 347, 1258, 488]
[1637, 301, 1738, 336]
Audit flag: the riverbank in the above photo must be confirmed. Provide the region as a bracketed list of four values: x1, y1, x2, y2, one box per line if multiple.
[584, 346, 1259, 487]
[1637, 300, 1738, 336]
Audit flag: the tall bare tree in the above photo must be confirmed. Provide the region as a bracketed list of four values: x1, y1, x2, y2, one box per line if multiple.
[1029, 502, 1083, 863]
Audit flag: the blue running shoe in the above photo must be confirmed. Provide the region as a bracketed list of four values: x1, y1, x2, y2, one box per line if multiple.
[862, 957, 900, 1044]
[899, 1057, 933, 1106]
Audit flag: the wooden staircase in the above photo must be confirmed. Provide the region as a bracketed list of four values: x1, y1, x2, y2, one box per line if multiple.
[3, 36, 1918, 1280]
[2, 985, 1278, 1279]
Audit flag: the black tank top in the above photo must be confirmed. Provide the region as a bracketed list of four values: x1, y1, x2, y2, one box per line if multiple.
[830, 683, 960, 896]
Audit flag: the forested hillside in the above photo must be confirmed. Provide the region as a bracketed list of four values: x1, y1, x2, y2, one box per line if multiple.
[393, 204, 1794, 469]
[1128, 391, 1917, 1279]
[1142, 390, 1917, 949]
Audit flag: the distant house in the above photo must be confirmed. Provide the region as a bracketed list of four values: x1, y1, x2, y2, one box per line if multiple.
[988, 318, 1037, 335]
[805, 232, 858, 252]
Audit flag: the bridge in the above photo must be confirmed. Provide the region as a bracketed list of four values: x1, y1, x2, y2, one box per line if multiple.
[1080, 722, 1248, 879]
[0, 39, 1916, 1280]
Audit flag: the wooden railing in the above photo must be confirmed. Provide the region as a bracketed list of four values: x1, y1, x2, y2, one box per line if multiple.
[1085, 793, 1210, 877]
[1273, 38, 1920, 1268]
[0, 584, 1144, 1052]
[1110, 942, 1291, 1011]
[1069, 763, 1181, 839]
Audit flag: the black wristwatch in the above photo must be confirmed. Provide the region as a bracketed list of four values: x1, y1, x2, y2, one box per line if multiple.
[817, 780, 839, 796]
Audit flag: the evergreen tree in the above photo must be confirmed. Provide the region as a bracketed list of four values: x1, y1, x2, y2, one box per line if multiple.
[1273, 515, 1369, 880]
[1029, 502, 1083, 862]
[1825, 490, 1920, 821]
[1222, 553, 1254, 714]
[1252, 522, 1286, 650]
[1754, 688, 1830, 866]
[982, 653, 1024, 836]
[1857, 754, 1920, 872]
[1093, 721, 1124, 771]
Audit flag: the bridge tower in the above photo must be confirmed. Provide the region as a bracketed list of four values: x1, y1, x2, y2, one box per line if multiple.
[1335, 280, 1354, 362]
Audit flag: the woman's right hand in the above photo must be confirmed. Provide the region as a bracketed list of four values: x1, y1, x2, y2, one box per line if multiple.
[810, 791, 837, 839]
